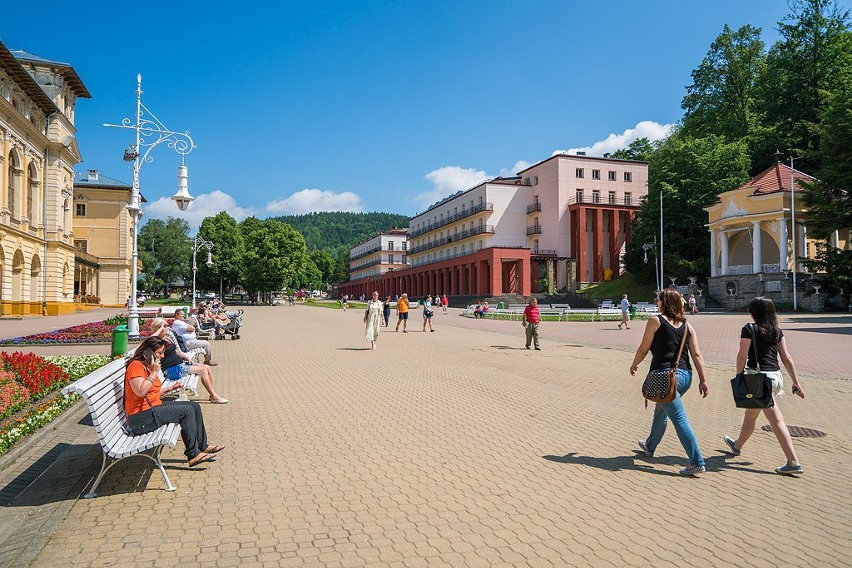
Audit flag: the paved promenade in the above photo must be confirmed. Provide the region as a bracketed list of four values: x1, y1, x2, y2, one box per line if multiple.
[0, 305, 850, 567]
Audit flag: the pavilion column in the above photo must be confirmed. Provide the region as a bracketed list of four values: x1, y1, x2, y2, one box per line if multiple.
[752, 220, 762, 273]
[577, 207, 587, 283]
[710, 230, 718, 277]
[720, 231, 729, 276]
[779, 218, 788, 271]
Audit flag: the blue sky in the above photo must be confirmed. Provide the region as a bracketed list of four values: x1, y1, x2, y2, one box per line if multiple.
[4, 0, 845, 227]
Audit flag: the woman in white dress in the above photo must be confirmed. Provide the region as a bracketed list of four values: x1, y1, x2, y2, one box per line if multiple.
[364, 291, 383, 350]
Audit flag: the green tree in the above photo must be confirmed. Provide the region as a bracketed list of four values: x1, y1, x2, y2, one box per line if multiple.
[609, 137, 657, 161]
[624, 134, 751, 281]
[138, 217, 191, 293]
[196, 212, 245, 296]
[681, 25, 766, 142]
[310, 249, 336, 288]
[240, 217, 308, 298]
[760, 0, 852, 170]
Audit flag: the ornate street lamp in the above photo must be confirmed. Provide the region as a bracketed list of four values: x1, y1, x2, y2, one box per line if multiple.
[191, 236, 214, 310]
[105, 74, 196, 337]
[775, 150, 802, 310]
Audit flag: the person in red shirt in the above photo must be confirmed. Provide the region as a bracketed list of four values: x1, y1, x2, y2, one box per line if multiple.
[441, 294, 449, 315]
[125, 335, 224, 467]
[523, 297, 541, 350]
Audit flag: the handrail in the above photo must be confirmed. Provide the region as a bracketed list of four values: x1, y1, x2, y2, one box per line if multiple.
[409, 202, 494, 237]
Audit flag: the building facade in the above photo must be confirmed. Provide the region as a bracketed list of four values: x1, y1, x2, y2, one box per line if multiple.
[348, 228, 409, 282]
[705, 162, 850, 310]
[72, 169, 135, 307]
[0, 42, 90, 315]
[338, 153, 648, 299]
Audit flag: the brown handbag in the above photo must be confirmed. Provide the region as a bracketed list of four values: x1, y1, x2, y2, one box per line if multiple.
[642, 321, 689, 407]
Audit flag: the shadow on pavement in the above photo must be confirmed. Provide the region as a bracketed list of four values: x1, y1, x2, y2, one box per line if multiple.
[543, 452, 775, 477]
[786, 326, 852, 335]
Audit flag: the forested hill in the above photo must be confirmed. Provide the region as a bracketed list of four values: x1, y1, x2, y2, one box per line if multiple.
[272, 212, 410, 251]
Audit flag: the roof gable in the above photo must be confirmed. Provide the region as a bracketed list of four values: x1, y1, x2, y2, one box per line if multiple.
[737, 162, 816, 195]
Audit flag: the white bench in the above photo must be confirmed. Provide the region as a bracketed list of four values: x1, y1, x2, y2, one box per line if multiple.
[549, 303, 571, 310]
[61, 358, 181, 498]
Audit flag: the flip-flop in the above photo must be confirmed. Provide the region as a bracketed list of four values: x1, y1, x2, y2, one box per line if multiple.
[203, 444, 225, 454]
[188, 452, 215, 467]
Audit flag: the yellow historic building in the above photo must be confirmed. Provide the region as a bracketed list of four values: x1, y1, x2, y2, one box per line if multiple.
[705, 162, 850, 310]
[72, 169, 135, 307]
[0, 40, 90, 315]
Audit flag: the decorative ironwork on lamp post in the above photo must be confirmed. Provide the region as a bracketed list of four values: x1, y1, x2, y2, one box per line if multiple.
[191, 236, 214, 310]
[105, 74, 196, 337]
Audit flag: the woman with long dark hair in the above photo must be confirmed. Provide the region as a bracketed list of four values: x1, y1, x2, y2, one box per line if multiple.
[125, 335, 224, 467]
[629, 288, 709, 475]
[724, 297, 805, 475]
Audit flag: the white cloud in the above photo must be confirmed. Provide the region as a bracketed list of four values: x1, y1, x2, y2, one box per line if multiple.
[499, 160, 533, 178]
[145, 189, 254, 230]
[553, 120, 675, 157]
[415, 166, 491, 209]
[264, 188, 364, 215]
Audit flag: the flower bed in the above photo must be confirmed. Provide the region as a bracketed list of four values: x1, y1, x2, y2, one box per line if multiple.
[0, 354, 110, 454]
[0, 317, 162, 346]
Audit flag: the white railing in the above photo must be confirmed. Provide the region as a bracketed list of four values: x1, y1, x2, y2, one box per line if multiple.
[725, 264, 781, 275]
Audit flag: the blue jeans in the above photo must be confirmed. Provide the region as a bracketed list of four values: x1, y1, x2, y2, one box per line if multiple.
[644, 368, 704, 467]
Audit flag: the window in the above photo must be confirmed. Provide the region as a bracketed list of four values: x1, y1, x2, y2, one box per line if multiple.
[389, 254, 395, 264]
[624, 192, 632, 206]
[402, 241, 407, 251]
[74, 240, 88, 253]
[608, 171, 616, 181]
[402, 255, 407, 265]
[388, 240, 394, 251]
[534, 176, 538, 185]
[575, 168, 584, 178]
[592, 190, 600, 204]
[576, 189, 584, 202]
[608, 191, 616, 205]
[624, 172, 632, 182]
[75, 203, 86, 217]
[592, 169, 600, 180]
[534, 239, 539, 250]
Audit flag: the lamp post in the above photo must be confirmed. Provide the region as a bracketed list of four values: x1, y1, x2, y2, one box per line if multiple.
[775, 150, 801, 310]
[191, 235, 214, 310]
[105, 74, 196, 337]
[643, 240, 661, 293]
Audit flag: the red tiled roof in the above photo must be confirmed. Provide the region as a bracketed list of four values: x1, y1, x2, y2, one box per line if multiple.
[737, 162, 816, 195]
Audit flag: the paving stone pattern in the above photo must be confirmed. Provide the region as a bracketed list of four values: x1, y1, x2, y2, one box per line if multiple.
[1, 305, 851, 567]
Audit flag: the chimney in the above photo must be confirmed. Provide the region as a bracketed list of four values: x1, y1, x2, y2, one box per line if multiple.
[576, 151, 586, 156]
[603, 153, 611, 158]
[87, 169, 99, 182]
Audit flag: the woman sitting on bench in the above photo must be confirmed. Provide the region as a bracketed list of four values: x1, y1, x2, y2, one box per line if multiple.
[150, 318, 228, 404]
[125, 336, 225, 467]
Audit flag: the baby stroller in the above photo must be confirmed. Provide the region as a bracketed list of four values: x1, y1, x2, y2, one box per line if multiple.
[217, 309, 244, 340]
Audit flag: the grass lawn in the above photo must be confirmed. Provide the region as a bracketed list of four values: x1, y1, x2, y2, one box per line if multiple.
[579, 272, 658, 305]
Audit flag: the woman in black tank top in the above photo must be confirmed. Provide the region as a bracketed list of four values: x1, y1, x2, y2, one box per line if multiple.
[629, 288, 709, 476]
[723, 297, 805, 475]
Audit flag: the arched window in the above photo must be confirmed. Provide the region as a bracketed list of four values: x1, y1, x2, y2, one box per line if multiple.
[30, 254, 41, 302]
[27, 163, 38, 222]
[7, 150, 22, 218]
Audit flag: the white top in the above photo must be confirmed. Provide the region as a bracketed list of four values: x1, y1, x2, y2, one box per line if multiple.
[620, 298, 630, 311]
[171, 319, 197, 342]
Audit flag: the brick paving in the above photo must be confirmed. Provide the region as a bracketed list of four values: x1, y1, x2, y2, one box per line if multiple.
[0, 304, 850, 567]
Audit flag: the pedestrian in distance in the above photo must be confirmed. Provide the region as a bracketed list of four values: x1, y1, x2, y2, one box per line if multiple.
[523, 297, 541, 350]
[364, 291, 382, 350]
[441, 294, 449, 315]
[688, 294, 698, 315]
[618, 293, 631, 330]
[629, 288, 709, 476]
[383, 295, 392, 327]
[395, 293, 409, 332]
[341, 294, 349, 311]
[422, 296, 435, 332]
[723, 297, 805, 475]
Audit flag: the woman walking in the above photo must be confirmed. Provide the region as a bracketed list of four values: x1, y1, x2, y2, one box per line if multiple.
[383, 296, 392, 327]
[364, 291, 383, 349]
[724, 297, 805, 475]
[629, 288, 709, 476]
[422, 296, 435, 332]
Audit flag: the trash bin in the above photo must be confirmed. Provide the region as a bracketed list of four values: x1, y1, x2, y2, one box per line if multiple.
[498, 302, 505, 309]
[629, 306, 637, 319]
[111, 324, 128, 358]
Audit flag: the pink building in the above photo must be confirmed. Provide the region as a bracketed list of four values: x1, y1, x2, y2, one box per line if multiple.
[338, 153, 648, 299]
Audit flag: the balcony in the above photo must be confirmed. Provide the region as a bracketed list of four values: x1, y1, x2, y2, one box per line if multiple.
[526, 201, 541, 214]
[75, 249, 100, 267]
[530, 249, 557, 257]
[526, 224, 542, 235]
[408, 225, 495, 254]
[725, 264, 782, 275]
[568, 195, 636, 207]
[409, 202, 494, 238]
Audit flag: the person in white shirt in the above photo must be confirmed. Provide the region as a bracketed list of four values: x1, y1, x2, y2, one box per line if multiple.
[618, 294, 631, 330]
[172, 309, 216, 365]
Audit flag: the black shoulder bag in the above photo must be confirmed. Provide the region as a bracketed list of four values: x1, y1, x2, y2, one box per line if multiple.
[730, 324, 775, 408]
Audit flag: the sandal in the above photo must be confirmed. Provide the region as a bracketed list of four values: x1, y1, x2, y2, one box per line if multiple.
[188, 452, 215, 467]
[203, 444, 225, 454]
[209, 397, 229, 404]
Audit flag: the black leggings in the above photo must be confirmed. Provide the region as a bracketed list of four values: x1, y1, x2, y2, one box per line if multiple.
[129, 400, 208, 459]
